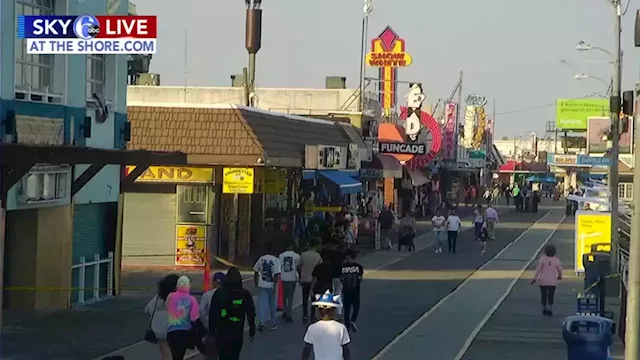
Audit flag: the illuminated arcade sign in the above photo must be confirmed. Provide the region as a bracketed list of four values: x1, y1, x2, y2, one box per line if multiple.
[366, 26, 412, 116]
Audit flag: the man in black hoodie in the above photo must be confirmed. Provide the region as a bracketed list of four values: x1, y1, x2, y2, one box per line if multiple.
[208, 267, 256, 360]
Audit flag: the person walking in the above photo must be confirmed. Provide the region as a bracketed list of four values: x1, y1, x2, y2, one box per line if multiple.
[431, 209, 446, 253]
[321, 240, 347, 318]
[340, 249, 363, 332]
[279, 243, 301, 323]
[512, 184, 521, 210]
[144, 274, 179, 360]
[310, 258, 334, 322]
[397, 212, 416, 252]
[491, 186, 501, 206]
[483, 188, 491, 206]
[299, 240, 322, 324]
[378, 205, 395, 250]
[472, 205, 484, 241]
[484, 204, 499, 241]
[478, 222, 489, 254]
[208, 267, 256, 360]
[200, 272, 225, 359]
[301, 291, 352, 360]
[253, 244, 282, 331]
[531, 244, 563, 316]
[166, 276, 205, 360]
[446, 209, 462, 253]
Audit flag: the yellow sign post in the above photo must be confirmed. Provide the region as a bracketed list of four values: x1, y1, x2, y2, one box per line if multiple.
[264, 169, 287, 194]
[574, 211, 611, 272]
[222, 168, 254, 194]
[175, 225, 207, 266]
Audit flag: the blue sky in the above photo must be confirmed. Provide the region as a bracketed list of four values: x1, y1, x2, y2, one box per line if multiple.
[132, 0, 640, 137]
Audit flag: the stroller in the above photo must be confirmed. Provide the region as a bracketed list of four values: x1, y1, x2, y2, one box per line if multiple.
[397, 224, 415, 252]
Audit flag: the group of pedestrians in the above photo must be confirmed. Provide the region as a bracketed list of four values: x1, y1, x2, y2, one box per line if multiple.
[142, 224, 366, 359]
[144, 267, 255, 360]
[431, 204, 499, 255]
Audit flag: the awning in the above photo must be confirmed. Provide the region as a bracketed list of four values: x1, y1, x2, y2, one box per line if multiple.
[406, 168, 430, 186]
[302, 170, 359, 180]
[318, 170, 362, 194]
[361, 154, 402, 178]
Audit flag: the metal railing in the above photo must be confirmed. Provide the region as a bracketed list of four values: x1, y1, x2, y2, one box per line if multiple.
[71, 252, 114, 305]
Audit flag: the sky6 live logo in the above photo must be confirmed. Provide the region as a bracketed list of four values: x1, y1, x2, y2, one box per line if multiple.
[74, 15, 100, 40]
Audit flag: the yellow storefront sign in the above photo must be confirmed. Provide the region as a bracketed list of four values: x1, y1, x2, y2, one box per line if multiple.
[175, 225, 207, 266]
[125, 166, 213, 183]
[223, 168, 254, 194]
[574, 211, 611, 272]
[264, 169, 287, 194]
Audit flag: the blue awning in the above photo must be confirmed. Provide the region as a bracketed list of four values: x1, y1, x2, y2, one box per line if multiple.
[302, 170, 316, 180]
[303, 170, 360, 180]
[318, 170, 362, 194]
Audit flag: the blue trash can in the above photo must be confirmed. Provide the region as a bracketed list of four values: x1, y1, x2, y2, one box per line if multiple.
[563, 315, 613, 360]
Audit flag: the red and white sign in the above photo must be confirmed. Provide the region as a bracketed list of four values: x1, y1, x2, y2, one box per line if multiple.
[442, 102, 457, 160]
[94, 16, 157, 38]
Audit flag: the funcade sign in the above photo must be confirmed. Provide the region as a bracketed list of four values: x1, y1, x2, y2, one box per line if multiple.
[379, 142, 426, 155]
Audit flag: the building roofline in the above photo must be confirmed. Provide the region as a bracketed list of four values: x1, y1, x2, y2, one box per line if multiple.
[127, 85, 357, 92]
[127, 102, 340, 126]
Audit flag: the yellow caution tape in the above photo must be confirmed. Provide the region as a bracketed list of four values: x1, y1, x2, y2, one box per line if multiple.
[121, 254, 244, 269]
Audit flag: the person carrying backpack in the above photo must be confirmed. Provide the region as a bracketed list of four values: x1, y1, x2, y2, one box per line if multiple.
[208, 267, 256, 360]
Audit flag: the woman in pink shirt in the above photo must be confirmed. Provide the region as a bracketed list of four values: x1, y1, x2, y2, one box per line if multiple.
[532, 244, 563, 316]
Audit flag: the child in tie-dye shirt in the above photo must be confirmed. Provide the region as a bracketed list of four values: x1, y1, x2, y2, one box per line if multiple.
[166, 275, 201, 359]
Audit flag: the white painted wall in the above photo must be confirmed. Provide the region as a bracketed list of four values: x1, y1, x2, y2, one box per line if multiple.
[127, 86, 361, 114]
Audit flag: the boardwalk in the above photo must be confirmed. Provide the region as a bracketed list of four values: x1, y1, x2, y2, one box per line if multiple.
[4, 204, 612, 360]
[460, 218, 624, 360]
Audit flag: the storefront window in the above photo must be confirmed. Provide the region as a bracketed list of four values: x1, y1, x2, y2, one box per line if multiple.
[176, 185, 210, 224]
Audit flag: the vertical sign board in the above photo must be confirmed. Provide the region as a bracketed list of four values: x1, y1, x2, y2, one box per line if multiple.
[574, 210, 611, 273]
[222, 168, 255, 194]
[175, 225, 207, 266]
[365, 26, 412, 117]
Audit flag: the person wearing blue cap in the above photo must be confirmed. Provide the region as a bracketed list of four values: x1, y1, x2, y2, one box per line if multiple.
[200, 271, 225, 359]
[301, 290, 351, 360]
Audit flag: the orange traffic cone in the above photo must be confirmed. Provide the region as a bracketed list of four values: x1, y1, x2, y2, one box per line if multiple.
[277, 278, 284, 311]
[203, 250, 211, 291]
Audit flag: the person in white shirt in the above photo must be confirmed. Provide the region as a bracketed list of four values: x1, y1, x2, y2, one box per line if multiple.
[301, 290, 352, 360]
[446, 209, 462, 253]
[431, 209, 447, 253]
[278, 244, 301, 323]
[484, 205, 499, 240]
[253, 244, 282, 331]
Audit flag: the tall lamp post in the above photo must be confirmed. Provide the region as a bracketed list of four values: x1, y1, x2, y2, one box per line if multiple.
[358, 0, 373, 112]
[574, 73, 612, 94]
[245, 0, 262, 107]
[576, 5, 622, 305]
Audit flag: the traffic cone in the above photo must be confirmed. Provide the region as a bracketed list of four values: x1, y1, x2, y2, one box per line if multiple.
[203, 250, 211, 291]
[277, 278, 284, 311]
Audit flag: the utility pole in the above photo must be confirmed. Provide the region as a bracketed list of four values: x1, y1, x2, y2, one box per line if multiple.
[626, 7, 640, 358]
[608, 0, 621, 297]
[245, 0, 262, 107]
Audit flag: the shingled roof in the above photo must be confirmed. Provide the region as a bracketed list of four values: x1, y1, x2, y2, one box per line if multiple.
[127, 104, 349, 167]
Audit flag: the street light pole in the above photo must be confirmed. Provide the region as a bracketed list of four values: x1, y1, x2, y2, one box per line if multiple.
[608, 0, 621, 301]
[358, 0, 372, 112]
[245, 0, 263, 107]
